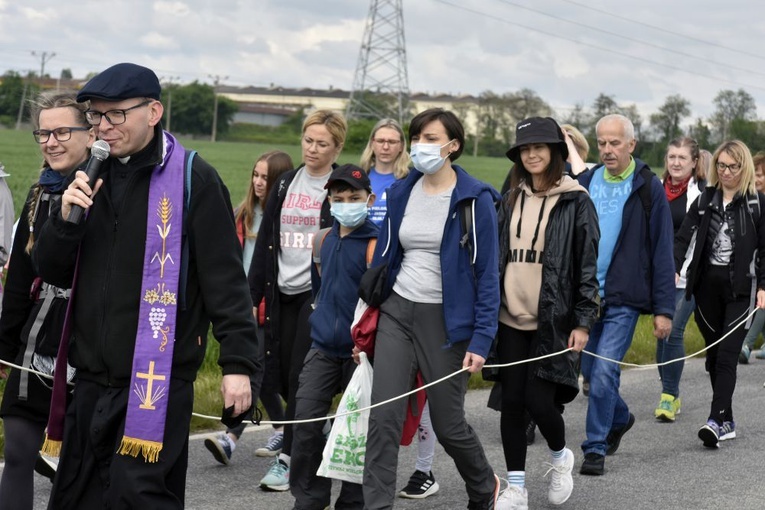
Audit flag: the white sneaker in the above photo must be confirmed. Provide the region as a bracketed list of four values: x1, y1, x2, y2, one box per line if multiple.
[496, 485, 528, 510]
[546, 448, 574, 505]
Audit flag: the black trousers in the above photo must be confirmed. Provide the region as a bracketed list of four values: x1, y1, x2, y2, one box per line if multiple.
[693, 265, 751, 423]
[47, 378, 192, 510]
[497, 323, 566, 471]
[278, 291, 313, 457]
[290, 349, 362, 510]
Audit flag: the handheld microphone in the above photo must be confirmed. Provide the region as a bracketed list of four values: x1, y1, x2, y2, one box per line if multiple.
[67, 140, 110, 224]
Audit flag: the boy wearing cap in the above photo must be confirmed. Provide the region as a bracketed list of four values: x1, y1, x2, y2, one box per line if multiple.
[33, 63, 260, 509]
[289, 164, 377, 510]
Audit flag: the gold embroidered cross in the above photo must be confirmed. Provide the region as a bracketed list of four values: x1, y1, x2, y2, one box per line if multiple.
[136, 361, 166, 410]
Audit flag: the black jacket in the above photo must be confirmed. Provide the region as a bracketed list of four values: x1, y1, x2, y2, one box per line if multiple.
[0, 178, 77, 365]
[248, 167, 333, 391]
[498, 188, 600, 401]
[33, 129, 261, 386]
[676, 187, 765, 301]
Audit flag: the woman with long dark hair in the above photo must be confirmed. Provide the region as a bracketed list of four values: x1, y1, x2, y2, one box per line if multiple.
[495, 117, 599, 509]
[204, 150, 293, 464]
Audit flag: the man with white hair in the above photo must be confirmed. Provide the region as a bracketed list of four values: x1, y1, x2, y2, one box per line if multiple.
[576, 114, 675, 475]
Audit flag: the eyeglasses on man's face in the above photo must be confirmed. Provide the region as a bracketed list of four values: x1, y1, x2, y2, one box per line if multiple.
[85, 99, 152, 126]
[716, 161, 742, 175]
[33, 126, 90, 144]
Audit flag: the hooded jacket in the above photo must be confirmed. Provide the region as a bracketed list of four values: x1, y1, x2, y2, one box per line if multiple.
[309, 219, 379, 358]
[577, 159, 675, 318]
[374, 165, 500, 359]
[33, 127, 261, 386]
[498, 176, 600, 400]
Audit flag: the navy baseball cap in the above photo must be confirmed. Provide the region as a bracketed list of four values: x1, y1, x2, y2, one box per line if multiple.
[325, 164, 372, 193]
[506, 117, 569, 163]
[77, 63, 161, 103]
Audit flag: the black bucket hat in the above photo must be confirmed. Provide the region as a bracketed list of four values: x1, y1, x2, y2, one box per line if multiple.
[505, 117, 569, 163]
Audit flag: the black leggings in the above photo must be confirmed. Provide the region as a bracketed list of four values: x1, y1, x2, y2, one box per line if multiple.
[694, 265, 751, 423]
[278, 291, 314, 458]
[498, 323, 566, 471]
[0, 416, 46, 510]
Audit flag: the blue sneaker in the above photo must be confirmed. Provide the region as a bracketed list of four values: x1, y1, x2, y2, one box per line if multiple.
[204, 433, 233, 465]
[719, 421, 736, 441]
[698, 420, 720, 448]
[260, 459, 290, 491]
[756, 348, 765, 360]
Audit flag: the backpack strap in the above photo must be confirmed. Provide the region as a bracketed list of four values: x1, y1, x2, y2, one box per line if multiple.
[312, 227, 332, 278]
[179, 149, 196, 311]
[313, 227, 377, 277]
[459, 199, 475, 266]
[637, 166, 654, 222]
[366, 238, 377, 268]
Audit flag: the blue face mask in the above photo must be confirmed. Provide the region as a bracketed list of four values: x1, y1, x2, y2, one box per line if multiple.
[330, 200, 370, 228]
[410, 140, 454, 175]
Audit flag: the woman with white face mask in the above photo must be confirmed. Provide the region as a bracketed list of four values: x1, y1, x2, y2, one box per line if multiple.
[362, 108, 502, 510]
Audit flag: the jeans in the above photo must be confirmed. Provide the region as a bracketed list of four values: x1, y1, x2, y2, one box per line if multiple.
[656, 289, 695, 397]
[581, 304, 640, 456]
[742, 308, 765, 351]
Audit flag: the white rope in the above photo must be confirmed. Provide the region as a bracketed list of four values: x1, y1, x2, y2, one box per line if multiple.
[4, 307, 758, 425]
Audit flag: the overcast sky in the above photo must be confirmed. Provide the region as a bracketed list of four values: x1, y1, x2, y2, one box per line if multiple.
[2, 0, 765, 127]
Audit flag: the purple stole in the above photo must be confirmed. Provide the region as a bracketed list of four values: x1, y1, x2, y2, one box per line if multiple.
[43, 132, 185, 463]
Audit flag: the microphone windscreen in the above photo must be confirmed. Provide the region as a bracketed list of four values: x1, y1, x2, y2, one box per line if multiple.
[91, 140, 110, 161]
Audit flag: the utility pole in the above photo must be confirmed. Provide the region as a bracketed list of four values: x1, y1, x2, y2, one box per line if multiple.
[208, 75, 227, 143]
[346, 0, 410, 125]
[15, 79, 29, 130]
[31, 50, 56, 85]
[161, 76, 181, 132]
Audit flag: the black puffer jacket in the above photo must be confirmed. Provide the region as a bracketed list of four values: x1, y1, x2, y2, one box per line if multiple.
[248, 167, 333, 392]
[33, 129, 261, 386]
[498, 188, 600, 401]
[676, 187, 765, 301]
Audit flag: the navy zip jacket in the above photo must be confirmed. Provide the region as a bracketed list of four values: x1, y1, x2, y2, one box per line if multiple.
[577, 159, 675, 318]
[374, 165, 501, 359]
[309, 219, 379, 358]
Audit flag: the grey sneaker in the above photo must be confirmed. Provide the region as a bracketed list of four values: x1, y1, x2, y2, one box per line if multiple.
[255, 432, 283, 457]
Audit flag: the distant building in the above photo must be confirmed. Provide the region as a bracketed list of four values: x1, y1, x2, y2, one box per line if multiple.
[217, 85, 480, 133]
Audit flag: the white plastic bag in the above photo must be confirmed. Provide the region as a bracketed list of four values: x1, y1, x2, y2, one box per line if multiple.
[316, 351, 373, 484]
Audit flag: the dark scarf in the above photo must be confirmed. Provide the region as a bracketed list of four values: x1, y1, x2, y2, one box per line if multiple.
[38, 168, 68, 193]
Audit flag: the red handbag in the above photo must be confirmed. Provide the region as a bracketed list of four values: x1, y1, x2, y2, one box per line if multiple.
[351, 299, 379, 356]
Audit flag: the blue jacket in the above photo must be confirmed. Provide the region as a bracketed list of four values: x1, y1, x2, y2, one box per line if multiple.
[577, 159, 675, 318]
[309, 219, 379, 358]
[374, 165, 501, 358]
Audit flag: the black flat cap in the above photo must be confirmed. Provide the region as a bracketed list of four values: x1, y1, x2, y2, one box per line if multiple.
[77, 63, 161, 103]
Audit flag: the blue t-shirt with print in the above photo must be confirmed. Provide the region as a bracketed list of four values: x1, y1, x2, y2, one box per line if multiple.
[368, 168, 398, 226]
[589, 168, 633, 296]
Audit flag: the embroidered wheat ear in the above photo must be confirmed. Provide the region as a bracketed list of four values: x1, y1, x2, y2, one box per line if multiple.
[152, 194, 175, 278]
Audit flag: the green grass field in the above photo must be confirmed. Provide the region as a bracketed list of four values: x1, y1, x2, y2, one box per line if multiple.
[0, 127, 709, 454]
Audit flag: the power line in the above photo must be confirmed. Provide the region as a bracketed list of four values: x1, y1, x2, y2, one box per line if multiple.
[557, 0, 765, 63]
[493, 0, 765, 80]
[432, 0, 765, 93]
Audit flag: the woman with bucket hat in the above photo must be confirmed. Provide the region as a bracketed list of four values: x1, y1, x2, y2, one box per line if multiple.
[495, 117, 600, 509]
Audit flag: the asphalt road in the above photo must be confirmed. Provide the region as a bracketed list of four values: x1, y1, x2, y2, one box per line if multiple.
[13, 356, 765, 509]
